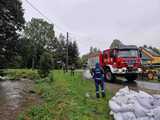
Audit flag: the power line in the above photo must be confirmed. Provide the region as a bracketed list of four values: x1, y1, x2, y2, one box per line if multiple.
[24, 0, 97, 48]
[24, 0, 96, 40]
[24, 0, 52, 23]
[24, 0, 66, 33]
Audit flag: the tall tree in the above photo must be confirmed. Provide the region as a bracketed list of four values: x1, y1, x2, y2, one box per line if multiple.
[16, 37, 34, 68]
[110, 39, 124, 49]
[0, 0, 25, 68]
[70, 41, 79, 66]
[24, 18, 56, 68]
[54, 34, 80, 68]
[89, 46, 100, 53]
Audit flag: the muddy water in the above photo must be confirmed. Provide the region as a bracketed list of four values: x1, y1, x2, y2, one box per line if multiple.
[0, 79, 40, 120]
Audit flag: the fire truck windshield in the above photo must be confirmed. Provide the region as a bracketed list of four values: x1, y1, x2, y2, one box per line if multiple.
[118, 49, 138, 58]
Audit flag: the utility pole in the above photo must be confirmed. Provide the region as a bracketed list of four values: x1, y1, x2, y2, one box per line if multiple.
[66, 32, 69, 72]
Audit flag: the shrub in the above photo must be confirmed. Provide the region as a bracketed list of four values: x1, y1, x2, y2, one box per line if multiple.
[38, 52, 53, 78]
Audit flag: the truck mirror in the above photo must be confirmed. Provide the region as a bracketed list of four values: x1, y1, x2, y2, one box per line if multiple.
[138, 48, 142, 58]
[139, 51, 142, 58]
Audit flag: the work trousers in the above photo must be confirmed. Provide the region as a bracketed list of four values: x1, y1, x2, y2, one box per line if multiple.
[94, 79, 105, 98]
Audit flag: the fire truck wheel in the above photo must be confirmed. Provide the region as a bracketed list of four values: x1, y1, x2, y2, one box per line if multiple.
[105, 71, 115, 82]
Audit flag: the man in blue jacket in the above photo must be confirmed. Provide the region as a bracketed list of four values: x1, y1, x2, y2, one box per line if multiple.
[93, 63, 106, 98]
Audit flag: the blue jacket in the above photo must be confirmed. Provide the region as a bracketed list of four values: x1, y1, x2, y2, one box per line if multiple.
[93, 63, 104, 81]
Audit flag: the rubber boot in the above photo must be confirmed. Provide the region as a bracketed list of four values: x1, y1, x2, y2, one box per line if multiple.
[96, 93, 100, 98]
[102, 92, 106, 98]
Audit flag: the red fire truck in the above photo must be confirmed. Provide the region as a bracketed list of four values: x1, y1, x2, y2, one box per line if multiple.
[88, 46, 142, 81]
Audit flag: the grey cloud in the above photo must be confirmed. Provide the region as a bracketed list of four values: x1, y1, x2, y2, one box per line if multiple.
[23, 0, 160, 55]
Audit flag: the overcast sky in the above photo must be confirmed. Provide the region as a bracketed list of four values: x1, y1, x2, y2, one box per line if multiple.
[22, 0, 160, 55]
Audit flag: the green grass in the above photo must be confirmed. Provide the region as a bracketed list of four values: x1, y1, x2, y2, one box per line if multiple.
[4, 69, 40, 80]
[18, 70, 113, 120]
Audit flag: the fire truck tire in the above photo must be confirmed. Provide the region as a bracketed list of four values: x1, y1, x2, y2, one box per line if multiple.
[105, 70, 115, 82]
[125, 74, 137, 81]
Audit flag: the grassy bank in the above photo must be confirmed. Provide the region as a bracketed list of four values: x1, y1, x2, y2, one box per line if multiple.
[3, 69, 40, 80]
[18, 70, 113, 120]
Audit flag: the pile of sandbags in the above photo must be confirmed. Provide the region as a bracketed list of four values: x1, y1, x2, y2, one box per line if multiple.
[109, 87, 160, 120]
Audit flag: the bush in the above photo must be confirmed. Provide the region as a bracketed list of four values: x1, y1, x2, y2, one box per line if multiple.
[4, 69, 40, 80]
[38, 52, 53, 78]
[48, 71, 54, 82]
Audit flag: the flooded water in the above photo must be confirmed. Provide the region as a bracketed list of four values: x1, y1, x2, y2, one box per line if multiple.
[0, 79, 40, 120]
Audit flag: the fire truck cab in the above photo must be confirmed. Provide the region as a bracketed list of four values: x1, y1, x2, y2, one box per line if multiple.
[102, 46, 142, 81]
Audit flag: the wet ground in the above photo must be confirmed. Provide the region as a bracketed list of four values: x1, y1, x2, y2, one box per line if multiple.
[0, 79, 41, 120]
[105, 79, 160, 95]
[83, 70, 160, 94]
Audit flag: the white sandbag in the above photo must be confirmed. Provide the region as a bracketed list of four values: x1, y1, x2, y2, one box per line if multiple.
[120, 104, 134, 112]
[121, 112, 136, 120]
[113, 113, 124, 120]
[83, 70, 92, 80]
[109, 101, 121, 113]
[114, 94, 136, 105]
[137, 117, 154, 120]
[139, 91, 153, 99]
[153, 95, 160, 107]
[113, 87, 136, 105]
[133, 100, 149, 118]
[129, 89, 138, 95]
[136, 96, 154, 109]
[149, 106, 160, 120]
[116, 86, 130, 96]
[112, 95, 130, 105]
[109, 100, 134, 113]
[110, 111, 114, 115]
[135, 91, 154, 109]
[109, 86, 160, 120]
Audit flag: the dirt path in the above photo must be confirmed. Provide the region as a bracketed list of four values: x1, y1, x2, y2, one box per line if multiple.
[0, 79, 41, 120]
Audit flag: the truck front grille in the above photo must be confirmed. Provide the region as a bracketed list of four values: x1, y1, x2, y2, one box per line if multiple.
[127, 60, 136, 65]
